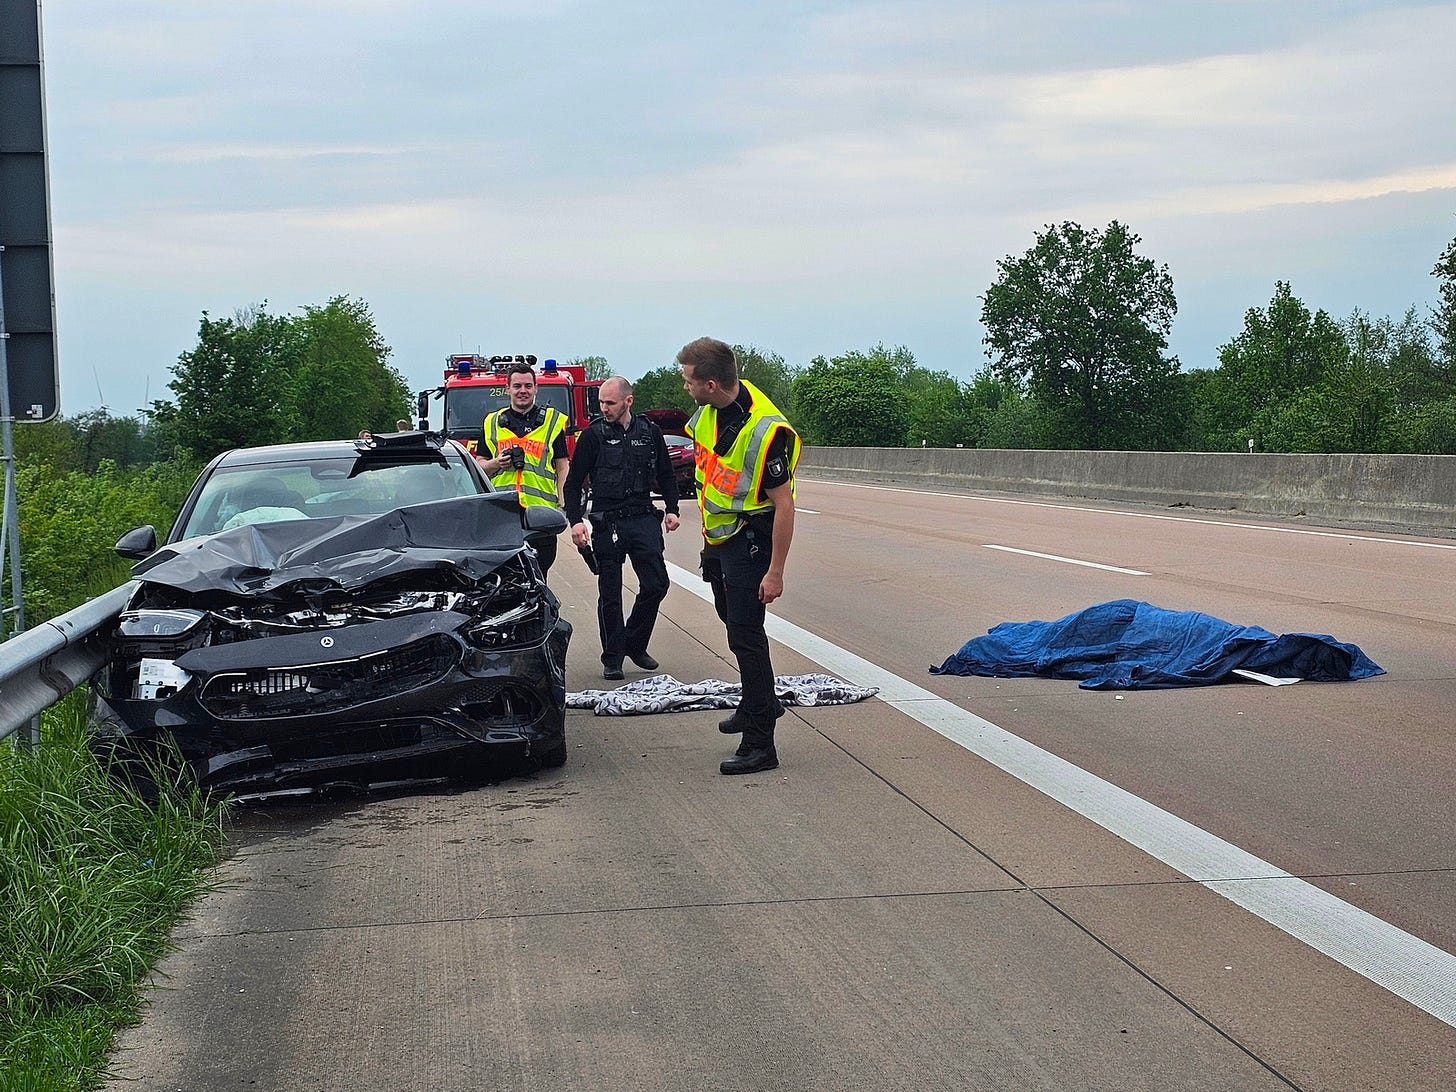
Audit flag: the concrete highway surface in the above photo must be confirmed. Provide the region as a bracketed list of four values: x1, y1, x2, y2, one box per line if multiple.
[105, 478, 1456, 1091]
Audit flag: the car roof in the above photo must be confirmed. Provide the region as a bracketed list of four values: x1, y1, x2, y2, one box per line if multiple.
[211, 434, 461, 467]
[640, 408, 690, 435]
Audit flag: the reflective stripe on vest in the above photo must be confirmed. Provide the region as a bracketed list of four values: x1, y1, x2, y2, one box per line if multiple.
[686, 380, 800, 545]
[485, 407, 566, 508]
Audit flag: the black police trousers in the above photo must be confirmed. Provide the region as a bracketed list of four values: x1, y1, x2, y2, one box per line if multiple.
[527, 531, 558, 577]
[702, 521, 782, 749]
[591, 510, 670, 669]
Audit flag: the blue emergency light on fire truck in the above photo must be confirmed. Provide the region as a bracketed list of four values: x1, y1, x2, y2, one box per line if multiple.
[417, 354, 603, 457]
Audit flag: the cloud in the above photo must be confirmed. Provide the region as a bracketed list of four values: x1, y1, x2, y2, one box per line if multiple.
[1071, 163, 1456, 223]
[41, 0, 1456, 415]
[147, 143, 450, 165]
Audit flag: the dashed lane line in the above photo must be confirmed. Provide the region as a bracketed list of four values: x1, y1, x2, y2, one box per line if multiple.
[983, 544, 1149, 575]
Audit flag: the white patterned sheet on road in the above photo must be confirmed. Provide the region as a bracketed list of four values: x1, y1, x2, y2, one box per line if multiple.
[567, 672, 879, 716]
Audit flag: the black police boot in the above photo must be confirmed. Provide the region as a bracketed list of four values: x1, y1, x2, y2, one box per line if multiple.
[628, 651, 659, 671]
[720, 746, 779, 775]
[720, 703, 783, 733]
[719, 710, 749, 734]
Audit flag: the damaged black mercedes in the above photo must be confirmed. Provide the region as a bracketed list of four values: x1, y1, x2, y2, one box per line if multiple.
[92, 432, 571, 799]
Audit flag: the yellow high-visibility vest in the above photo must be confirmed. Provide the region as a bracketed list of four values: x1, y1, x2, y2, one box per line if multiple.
[484, 407, 567, 508]
[686, 381, 800, 545]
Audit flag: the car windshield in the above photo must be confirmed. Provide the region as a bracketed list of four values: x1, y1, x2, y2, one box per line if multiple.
[176, 454, 481, 539]
[664, 434, 693, 449]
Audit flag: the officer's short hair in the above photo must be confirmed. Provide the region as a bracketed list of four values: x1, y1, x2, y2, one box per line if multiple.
[507, 362, 536, 385]
[677, 337, 736, 387]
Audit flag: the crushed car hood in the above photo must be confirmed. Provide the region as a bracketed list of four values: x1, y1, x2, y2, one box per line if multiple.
[133, 494, 528, 598]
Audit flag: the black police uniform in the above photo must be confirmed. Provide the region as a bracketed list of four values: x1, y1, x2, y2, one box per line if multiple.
[563, 413, 679, 673]
[486, 405, 570, 575]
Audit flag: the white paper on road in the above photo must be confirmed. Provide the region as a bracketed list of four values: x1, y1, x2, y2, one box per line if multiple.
[1231, 668, 1302, 686]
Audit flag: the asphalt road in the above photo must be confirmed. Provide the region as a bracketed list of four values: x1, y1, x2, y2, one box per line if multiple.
[105, 479, 1456, 1091]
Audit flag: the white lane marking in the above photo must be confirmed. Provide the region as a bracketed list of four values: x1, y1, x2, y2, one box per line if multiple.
[984, 544, 1149, 576]
[796, 508, 820, 515]
[805, 477, 1456, 551]
[666, 560, 1456, 1026]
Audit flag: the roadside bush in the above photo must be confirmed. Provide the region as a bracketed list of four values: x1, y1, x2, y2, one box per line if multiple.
[1395, 395, 1456, 454]
[12, 458, 198, 624]
[0, 694, 225, 1091]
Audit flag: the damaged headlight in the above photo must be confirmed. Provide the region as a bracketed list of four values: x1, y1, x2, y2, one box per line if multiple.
[117, 609, 206, 700]
[458, 553, 554, 651]
[465, 598, 550, 650]
[119, 608, 206, 638]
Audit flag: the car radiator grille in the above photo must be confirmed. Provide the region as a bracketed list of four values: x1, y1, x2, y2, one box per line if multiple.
[198, 635, 459, 720]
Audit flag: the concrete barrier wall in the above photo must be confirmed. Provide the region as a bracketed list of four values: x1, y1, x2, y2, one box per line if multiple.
[799, 447, 1456, 533]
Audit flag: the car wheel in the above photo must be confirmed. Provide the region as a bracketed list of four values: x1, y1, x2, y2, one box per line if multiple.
[539, 739, 568, 768]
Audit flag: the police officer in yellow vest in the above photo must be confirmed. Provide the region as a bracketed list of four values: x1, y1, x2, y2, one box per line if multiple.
[477, 362, 570, 576]
[679, 337, 801, 775]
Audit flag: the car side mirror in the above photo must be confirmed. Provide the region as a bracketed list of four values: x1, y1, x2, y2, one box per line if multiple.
[114, 525, 158, 560]
[522, 506, 568, 537]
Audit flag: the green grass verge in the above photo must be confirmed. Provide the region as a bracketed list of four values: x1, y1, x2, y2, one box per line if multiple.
[0, 693, 226, 1092]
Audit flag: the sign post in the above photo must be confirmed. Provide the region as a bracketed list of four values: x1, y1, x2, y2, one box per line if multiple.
[1, 0, 60, 423]
[2, 0, 57, 744]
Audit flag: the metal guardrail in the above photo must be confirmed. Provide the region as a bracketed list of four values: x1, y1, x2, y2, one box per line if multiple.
[0, 582, 135, 742]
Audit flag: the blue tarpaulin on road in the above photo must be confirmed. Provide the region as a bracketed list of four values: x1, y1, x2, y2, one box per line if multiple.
[930, 599, 1385, 690]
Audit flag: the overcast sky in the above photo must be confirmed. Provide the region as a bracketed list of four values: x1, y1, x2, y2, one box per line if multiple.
[36, 0, 1456, 418]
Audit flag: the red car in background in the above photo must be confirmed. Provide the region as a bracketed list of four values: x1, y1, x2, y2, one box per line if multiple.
[663, 433, 696, 498]
[641, 409, 695, 499]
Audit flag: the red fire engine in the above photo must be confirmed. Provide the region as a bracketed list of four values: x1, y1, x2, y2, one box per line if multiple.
[417, 354, 603, 456]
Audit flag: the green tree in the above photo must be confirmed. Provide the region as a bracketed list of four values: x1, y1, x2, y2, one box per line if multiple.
[792, 345, 910, 446]
[12, 418, 81, 473]
[732, 344, 796, 415]
[158, 304, 300, 460]
[960, 372, 1012, 447]
[1433, 234, 1456, 368]
[902, 370, 970, 447]
[1107, 365, 1194, 451]
[1381, 307, 1450, 411]
[981, 392, 1048, 449]
[152, 297, 407, 460]
[981, 220, 1178, 449]
[16, 412, 162, 474]
[631, 365, 694, 415]
[1255, 311, 1393, 453]
[1195, 282, 1347, 451]
[569, 355, 612, 381]
[285, 296, 410, 440]
[1400, 396, 1456, 454]
[71, 410, 156, 472]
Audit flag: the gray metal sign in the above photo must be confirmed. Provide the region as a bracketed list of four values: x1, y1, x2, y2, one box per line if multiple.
[1, 0, 60, 424]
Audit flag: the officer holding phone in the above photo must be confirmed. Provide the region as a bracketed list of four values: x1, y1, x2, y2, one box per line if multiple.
[478, 362, 570, 575]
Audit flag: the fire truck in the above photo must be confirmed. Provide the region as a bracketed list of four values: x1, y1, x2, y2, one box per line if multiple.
[416, 354, 603, 456]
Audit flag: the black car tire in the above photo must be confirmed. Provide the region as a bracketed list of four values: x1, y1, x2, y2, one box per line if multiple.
[538, 739, 568, 768]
